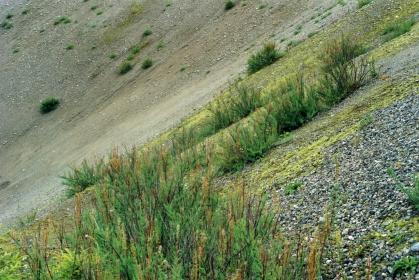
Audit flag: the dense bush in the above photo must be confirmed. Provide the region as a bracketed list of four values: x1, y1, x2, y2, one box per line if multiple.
[247, 43, 284, 74]
[224, 0, 235, 11]
[39, 97, 60, 114]
[319, 36, 373, 103]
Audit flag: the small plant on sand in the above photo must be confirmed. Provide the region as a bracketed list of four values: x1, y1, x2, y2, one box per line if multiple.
[225, 0, 235, 10]
[0, 21, 13, 29]
[54, 16, 71, 25]
[247, 42, 284, 74]
[141, 58, 153, 69]
[118, 61, 133, 74]
[284, 182, 303, 195]
[65, 44, 74, 50]
[40, 97, 60, 114]
[142, 28, 152, 37]
[382, 17, 416, 42]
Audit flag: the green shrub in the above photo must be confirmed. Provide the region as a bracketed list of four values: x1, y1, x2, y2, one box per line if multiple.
[0, 21, 13, 29]
[39, 97, 60, 114]
[118, 61, 133, 74]
[405, 175, 419, 211]
[0, 242, 25, 280]
[131, 45, 140, 54]
[319, 36, 373, 103]
[65, 44, 74, 50]
[357, 0, 372, 8]
[284, 182, 303, 195]
[142, 28, 152, 37]
[6, 13, 13, 19]
[141, 58, 153, 69]
[109, 53, 117, 59]
[225, 0, 235, 10]
[62, 160, 103, 197]
[382, 18, 416, 42]
[392, 256, 419, 276]
[247, 42, 284, 74]
[126, 54, 134, 61]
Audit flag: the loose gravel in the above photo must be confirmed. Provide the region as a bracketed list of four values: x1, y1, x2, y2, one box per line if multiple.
[276, 93, 419, 279]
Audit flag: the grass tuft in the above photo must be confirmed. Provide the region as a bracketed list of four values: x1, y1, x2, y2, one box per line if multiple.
[141, 58, 153, 69]
[225, 0, 235, 10]
[118, 61, 133, 75]
[247, 42, 284, 74]
[40, 97, 60, 114]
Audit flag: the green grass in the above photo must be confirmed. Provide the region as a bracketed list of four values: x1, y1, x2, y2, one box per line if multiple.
[54, 16, 71, 25]
[247, 42, 284, 74]
[284, 182, 303, 195]
[39, 97, 60, 114]
[392, 256, 419, 276]
[142, 28, 152, 37]
[357, 0, 372, 8]
[6, 13, 13, 19]
[141, 58, 153, 69]
[109, 53, 117, 59]
[131, 45, 140, 54]
[62, 160, 103, 197]
[225, 0, 235, 10]
[65, 44, 74, 50]
[382, 18, 416, 42]
[21, 9, 29, 15]
[118, 61, 133, 75]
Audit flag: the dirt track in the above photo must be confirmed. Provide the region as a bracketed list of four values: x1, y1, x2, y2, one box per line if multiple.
[0, 0, 355, 227]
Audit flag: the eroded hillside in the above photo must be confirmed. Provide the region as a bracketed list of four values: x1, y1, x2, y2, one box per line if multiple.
[0, 0, 418, 279]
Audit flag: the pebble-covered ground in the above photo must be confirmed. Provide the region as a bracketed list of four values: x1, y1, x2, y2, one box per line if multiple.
[276, 93, 418, 279]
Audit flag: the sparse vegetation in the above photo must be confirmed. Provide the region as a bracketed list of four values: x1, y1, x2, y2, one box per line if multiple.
[21, 9, 29, 15]
[225, 0, 235, 10]
[382, 17, 416, 42]
[39, 97, 60, 114]
[6, 13, 13, 19]
[357, 0, 372, 8]
[247, 42, 284, 74]
[131, 45, 140, 54]
[109, 53, 117, 59]
[65, 44, 74, 50]
[118, 61, 133, 75]
[141, 58, 153, 69]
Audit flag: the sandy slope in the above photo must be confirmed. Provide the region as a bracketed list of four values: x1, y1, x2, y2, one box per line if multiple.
[0, 0, 355, 227]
